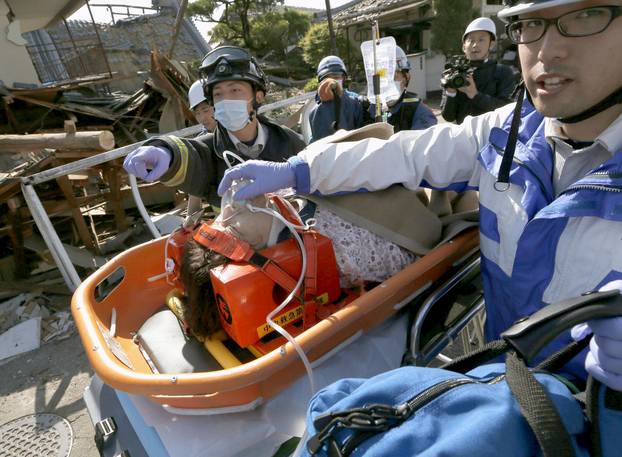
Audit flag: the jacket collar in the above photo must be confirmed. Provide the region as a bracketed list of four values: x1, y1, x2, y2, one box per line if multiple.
[545, 111, 622, 155]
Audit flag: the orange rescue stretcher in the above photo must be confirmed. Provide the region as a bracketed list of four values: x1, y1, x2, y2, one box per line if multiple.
[72, 214, 478, 412]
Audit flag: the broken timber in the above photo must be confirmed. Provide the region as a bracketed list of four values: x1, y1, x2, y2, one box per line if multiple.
[0, 131, 115, 153]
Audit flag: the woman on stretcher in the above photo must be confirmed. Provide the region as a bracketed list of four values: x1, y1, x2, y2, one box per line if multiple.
[177, 189, 418, 340]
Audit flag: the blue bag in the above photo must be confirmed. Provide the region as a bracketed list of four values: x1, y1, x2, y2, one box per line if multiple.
[304, 290, 622, 457]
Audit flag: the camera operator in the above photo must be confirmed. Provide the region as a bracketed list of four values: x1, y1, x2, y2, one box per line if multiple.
[441, 17, 517, 124]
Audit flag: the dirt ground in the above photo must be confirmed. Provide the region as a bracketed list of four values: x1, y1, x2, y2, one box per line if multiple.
[0, 330, 99, 457]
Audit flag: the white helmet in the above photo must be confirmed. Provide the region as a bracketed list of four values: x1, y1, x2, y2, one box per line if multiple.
[463, 17, 497, 41]
[498, 0, 585, 22]
[188, 80, 207, 110]
[395, 46, 411, 71]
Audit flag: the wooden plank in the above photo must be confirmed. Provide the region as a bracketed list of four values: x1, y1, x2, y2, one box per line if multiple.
[103, 165, 128, 232]
[55, 174, 99, 254]
[0, 131, 115, 153]
[6, 197, 27, 278]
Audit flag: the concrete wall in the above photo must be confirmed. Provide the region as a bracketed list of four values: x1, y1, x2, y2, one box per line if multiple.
[407, 52, 427, 100]
[425, 52, 446, 93]
[0, 1, 40, 87]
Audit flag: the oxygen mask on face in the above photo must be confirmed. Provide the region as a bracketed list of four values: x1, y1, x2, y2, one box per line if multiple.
[217, 180, 279, 250]
[219, 178, 252, 224]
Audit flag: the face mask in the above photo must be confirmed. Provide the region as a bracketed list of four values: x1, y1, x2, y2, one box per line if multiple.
[386, 81, 404, 106]
[214, 99, 252, 131]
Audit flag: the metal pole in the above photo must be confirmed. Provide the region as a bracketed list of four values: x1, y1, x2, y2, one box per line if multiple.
[324, 0, 338, 55]
[85, 0, 113, 78]
[63, 18, 88, 76]
[168, 0, 189, 59]
[129, 174, 161, 239]
[371, 21, 382, 122]
[21, 182, 82, 290]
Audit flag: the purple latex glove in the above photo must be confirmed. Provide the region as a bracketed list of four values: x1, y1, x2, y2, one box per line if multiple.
[123, 145, 171, 181]
[571, 280, 622, 391]
[217, 160, 295, 201]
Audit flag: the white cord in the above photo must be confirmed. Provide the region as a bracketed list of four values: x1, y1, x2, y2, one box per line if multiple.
[223, 150, 246, 169]
[246, 203, 316, 394]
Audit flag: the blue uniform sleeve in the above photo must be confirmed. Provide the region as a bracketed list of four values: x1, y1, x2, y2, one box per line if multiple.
[309, 92, 365, 142]
[411, 103, 438, 130]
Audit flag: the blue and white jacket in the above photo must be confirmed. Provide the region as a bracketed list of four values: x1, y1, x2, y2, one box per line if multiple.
[288, 98, 622, 379]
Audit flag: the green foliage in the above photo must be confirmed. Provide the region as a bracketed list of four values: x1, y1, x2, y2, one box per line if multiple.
[299, 22, 363, 81]
[187, 0, 284, 48]
[251, 9, 311, 60]
[430, 0, 476, 56]
[303, 78, 318, 92]
[210, 22, 243, 46]
[300, 23, 333, 69]
[190, 3, 312, 77]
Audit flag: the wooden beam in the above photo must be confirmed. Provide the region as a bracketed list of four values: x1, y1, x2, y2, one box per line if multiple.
[103, 165, 128, 232]
[6, 197, 27, 278]
[55, 174, 100, 254]
[0, 131, 115, 153]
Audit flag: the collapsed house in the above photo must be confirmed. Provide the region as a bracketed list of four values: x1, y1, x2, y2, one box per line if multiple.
[0, 0, 209, 295]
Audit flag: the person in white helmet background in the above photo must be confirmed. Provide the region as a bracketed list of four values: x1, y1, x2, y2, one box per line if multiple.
[441, 17, 518, 124]
[308, 55, 368, 142]
[218, 0, 622, 391]
[122, 46, 306, 206]
[188, 79, 216, 134]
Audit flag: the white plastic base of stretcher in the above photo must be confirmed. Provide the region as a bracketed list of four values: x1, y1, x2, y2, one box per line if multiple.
[84, 313, 409, 457]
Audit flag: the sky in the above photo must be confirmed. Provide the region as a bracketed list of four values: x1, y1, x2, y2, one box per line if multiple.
[69, 0, 353, 39]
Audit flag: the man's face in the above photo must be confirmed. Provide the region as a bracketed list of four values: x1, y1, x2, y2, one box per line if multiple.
[463, 31, 493, 60]
[519, 0, 622, 119]
[212, 80, 258, 110]
[193, 102, 216, 131]
[394, 70, 409, 92]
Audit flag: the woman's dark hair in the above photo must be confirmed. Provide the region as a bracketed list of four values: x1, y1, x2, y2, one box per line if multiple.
[180, 239, 228, 338]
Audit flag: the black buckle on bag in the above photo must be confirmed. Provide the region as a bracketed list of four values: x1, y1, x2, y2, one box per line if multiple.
[307, 404, 408, 456]
[94, 417, 117, 454]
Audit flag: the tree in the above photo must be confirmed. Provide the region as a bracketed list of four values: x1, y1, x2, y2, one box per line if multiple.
[187, 0, 284, 49]
[299, 22, 347, 70]
[250, 8, 311, 61]
[430, 0, 475, 56]
[299, 23, 362, 81]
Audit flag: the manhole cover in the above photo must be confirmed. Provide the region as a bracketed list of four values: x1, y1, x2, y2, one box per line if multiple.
[0, 413, 73, 457]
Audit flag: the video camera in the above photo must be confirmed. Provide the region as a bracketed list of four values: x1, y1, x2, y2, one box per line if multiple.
[441, 55, 474, 90]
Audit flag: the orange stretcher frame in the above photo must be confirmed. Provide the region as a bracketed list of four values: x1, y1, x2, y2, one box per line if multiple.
[71, 228, 479, 411]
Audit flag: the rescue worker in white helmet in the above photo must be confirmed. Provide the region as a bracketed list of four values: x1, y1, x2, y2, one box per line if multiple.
[367, 46, 437, 132]
[188, 79, 216, 134]
[441, 16, 518, 124]
[218, 0, 622, 391]
[308, 55, 368, 142]
[123, 45, 306, 206]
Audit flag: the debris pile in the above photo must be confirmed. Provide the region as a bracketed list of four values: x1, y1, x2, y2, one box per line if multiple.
[0, 293, 75, 364]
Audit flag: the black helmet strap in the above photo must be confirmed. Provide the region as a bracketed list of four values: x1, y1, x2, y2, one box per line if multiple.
[559, 86, 622, 124]
[495, 83, 525, 191]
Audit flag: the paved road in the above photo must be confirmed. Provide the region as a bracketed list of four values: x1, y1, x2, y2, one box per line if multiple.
[0, 331, 99, 457]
